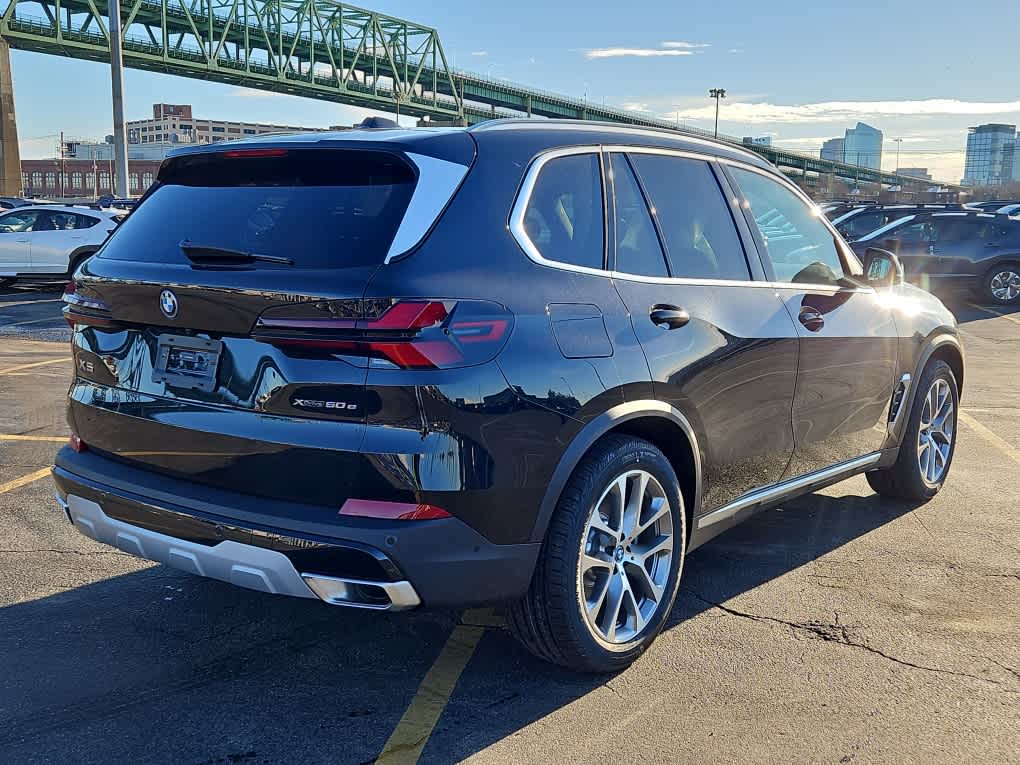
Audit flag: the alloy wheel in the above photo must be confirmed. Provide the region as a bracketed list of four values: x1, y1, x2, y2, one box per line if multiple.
[577, 470, 674, 645]
[917, 378, 955, 485]
[989, 269, 1020, 302]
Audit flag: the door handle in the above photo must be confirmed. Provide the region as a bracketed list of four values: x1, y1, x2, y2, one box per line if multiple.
[649, 305, 691, 330]
[798, 307, 825, 332]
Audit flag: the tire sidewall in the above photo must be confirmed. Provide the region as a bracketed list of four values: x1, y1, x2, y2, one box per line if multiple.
[556, 439, 687, 666]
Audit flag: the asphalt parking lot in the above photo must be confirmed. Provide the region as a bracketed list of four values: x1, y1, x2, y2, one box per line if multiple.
[1, 283, 1018, 764]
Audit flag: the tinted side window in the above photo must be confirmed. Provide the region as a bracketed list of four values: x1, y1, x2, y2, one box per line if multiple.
[0, 211, 38, 232]
[730, 167, 848, 285]
[76, 214, 101, 229]
[838, 210, 885, 239]
[523, 154, 604, 270]
[610, 154, 667, 277]
[631, 155, 750, 280]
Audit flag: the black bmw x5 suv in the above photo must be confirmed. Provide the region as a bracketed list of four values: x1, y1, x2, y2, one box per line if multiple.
[54, 121, 964, 672]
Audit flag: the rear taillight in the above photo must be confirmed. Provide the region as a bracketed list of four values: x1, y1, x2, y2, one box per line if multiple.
[253, 299, 513, 369]
[62, 282, 116, 329]
[69, 433, 87, 453]
[339, 499, 451, 521]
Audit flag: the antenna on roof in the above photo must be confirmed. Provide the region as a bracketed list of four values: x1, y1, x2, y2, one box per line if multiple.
[356, 117, 400, 129]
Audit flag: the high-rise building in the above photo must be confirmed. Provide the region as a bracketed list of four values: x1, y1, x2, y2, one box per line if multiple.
[843, 122, 883, 171]
[820, 137, 844, 163]
[962, 123, 1017, 186]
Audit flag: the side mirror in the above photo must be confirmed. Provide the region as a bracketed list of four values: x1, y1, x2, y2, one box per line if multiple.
[864, 247, 904, 287]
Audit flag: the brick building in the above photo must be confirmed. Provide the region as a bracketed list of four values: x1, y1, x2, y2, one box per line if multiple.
[21, 157, 162, 199]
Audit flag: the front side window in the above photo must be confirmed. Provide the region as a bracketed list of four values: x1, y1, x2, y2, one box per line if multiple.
[630, 154, 750, 280]
[610, 154, 667, 277]
[0, 211, 39, 232]
[521, 153, 604, 271]
[730, 167, 854, 286]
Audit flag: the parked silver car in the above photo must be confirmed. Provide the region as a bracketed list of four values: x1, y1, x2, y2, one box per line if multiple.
[0, 206, 124, 286]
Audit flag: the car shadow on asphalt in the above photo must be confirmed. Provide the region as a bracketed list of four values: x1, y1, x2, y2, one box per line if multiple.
[0, 491, 920, 764]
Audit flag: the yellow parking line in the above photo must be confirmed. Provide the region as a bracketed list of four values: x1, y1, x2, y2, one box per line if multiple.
[0, 358, 67, 375]
[959, 411, 1020, 467]
[0, 434, 68, 443]
[967, 302, 1020, 326]
[376, 609, 499, 764]
[0, 467, 52, 494]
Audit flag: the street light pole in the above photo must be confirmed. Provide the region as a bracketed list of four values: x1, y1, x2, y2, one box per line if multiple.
[708, 88, 726, 138]
[108, 0, 130, 198]
[893, 137, 903, 172]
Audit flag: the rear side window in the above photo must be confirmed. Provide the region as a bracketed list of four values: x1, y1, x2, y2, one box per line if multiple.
[629, 154, 750, 280]
[99, 150, 417, 269]
[611, 154, 668, 278]
[522, 153, 604, 270]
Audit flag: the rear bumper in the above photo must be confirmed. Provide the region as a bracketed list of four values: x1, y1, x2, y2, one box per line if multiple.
[53, 447, 540, 608]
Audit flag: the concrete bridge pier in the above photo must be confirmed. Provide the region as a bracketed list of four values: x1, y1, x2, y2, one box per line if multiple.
[0, 38, 21, 197]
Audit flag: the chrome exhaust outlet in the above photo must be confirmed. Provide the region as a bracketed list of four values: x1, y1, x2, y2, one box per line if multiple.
[301, 574, 421, 611]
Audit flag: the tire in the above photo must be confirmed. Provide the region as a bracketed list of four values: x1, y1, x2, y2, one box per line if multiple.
[980, 262, 1020, 305]
[867, 359, 959, 501]
[507, 435, 687, 673]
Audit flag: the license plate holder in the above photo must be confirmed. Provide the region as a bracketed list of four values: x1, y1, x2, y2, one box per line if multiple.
[152, 334, 222, 393]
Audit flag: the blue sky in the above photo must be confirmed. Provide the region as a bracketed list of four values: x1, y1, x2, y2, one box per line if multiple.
[13, 0, 1020, 181]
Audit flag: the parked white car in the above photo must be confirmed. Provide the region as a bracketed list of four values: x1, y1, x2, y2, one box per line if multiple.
[0, 205, 125, 285]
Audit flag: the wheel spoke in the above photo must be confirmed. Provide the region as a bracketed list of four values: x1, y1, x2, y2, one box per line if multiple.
[621, 471, 649, 540]
[633, 533, 672, 563]
[582, 552, 613, 575]
[588, 511, 620, 544]
[600, 573, 626, 642]
[586, 571, 610, 618]
[633, 496, 669, 540]
[625, 559, 663, 604]
[623, 586, 645, 635]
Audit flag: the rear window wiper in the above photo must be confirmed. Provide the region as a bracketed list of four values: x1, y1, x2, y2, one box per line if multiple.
[179, 240, 294, 266]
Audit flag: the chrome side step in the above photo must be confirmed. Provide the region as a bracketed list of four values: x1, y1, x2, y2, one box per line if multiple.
[696, 452, 883, 529]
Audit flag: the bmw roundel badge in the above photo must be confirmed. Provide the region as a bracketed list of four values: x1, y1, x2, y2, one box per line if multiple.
[159, 289, 179, 319]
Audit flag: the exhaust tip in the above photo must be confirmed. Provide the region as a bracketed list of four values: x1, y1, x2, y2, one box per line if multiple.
[301, 574, 421, 611]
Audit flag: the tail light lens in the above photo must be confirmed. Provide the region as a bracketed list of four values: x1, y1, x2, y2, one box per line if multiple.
[339, 499, 451, 521]
[69, 433, 88, 453]
[253, 299, 513, 369]
[62, 282, 117, 329]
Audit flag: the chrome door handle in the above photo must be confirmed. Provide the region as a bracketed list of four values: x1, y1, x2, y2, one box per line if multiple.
[650, 305, 691, 330]
[798, 307, 825, 332]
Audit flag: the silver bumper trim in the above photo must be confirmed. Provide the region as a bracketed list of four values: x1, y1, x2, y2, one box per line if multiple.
[63, 494, 421, 610]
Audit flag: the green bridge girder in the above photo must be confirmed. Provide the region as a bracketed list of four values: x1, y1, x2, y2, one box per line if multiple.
[0, 0, 960, 189]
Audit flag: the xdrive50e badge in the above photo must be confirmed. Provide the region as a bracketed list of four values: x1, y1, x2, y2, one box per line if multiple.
[159, 289, 178, 319]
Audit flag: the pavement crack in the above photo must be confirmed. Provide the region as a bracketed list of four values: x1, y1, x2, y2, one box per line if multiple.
[683, 588, 1016, 690]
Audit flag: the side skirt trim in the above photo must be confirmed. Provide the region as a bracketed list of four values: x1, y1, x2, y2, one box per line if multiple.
[696, 452, 883, 530]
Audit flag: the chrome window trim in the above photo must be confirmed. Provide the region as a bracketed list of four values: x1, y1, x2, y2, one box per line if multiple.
[384, 152, 472, 264]
[696, 452, 883, 529]
[858, 215, 915, 242]
[508, 145, 610, 278]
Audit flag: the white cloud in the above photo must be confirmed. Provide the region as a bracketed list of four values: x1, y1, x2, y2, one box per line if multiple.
[728, 48, 744, 54]
[661, 41, 710, 49]
[674, 98, 1020, 124]
[622, 102, 650, 112]
[585, 47, 694, 59]
[470, 51, 488, 57]
[228, 87, 288, 99]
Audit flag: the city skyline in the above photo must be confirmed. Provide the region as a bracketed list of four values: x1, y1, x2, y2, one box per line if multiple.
[10, 0, 1020, 183]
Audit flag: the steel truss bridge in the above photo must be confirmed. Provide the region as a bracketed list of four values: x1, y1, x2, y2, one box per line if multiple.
[0, 0, 958, 189]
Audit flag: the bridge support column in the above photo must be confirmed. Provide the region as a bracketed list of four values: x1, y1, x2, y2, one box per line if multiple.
[0, 38, 22, 197]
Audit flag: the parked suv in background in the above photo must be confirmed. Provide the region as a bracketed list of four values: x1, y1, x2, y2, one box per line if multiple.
[54, 122, 964, 672]
[831, 203, 965, 241]
[851, 209, 1020, 304]
[0, 205, 123, 287]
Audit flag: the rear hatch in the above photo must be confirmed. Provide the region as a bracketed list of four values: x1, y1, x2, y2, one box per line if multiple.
[67, 135, 474, 506]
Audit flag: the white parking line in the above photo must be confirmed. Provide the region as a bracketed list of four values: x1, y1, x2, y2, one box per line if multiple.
[0, 299, 62, 310]
[967, 302, 1020, 326]
[2, 316, 64, 328]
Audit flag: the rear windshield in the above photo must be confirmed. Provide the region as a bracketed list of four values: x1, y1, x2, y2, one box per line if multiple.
[99, 149, 416, 269]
